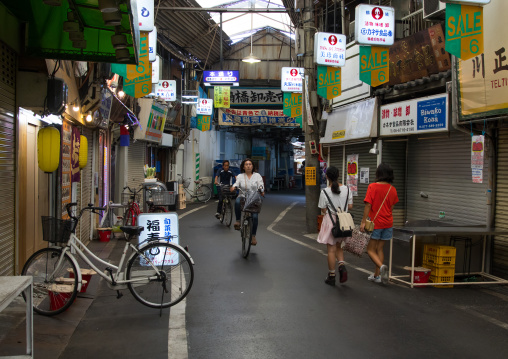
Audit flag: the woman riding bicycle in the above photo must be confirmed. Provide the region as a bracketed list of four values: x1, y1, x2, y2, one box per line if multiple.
[231, 158, 265, 245]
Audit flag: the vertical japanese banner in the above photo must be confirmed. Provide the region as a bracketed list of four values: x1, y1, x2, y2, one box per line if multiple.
[471, 135, 484, 183]
[446, 4, 483, 61]
[347, 154, 359, 196]
[359, 46, 389, 87]
[61, 121, 72, 219]
[317, 65, 341, 99]
[305, 167, 317, 186]
[214, 86, 230, 108]
[303, 76, 314, 125]
[71, 127, 80, 182]
[197, 115, 211, 131]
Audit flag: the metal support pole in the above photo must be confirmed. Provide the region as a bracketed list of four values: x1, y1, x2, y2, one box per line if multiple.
[220, 12, 223, 69]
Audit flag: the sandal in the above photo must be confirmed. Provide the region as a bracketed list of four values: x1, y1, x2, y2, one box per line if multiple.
[234, 221, 241, 230]
[251, 235, 257, 246]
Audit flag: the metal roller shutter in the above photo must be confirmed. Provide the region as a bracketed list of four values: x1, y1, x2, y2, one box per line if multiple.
[493, 128, 508, 277]
[80, 128, 94, 243]
[329, 146, 344, 179]
[344, 143, 377, 222]
[0, 42, 16, 275]
[128, 141, 146, 208]
[382, 140, 407, 226]
[406, 130, 488, 224]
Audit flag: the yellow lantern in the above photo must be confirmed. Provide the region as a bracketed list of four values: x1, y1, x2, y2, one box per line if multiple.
[37, 126, 60, 173]
[79, 135, 88, 169]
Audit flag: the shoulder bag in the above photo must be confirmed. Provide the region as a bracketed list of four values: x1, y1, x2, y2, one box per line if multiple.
[365, 185, 392, 233]
[323, 189, 354, 238]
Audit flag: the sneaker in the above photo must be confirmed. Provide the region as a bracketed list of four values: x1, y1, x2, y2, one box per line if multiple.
[368, 274, 382, 283]
[338, 264, 348, 283]
[324, 274, 336, 286]
[215, 212, 221, 219]
[380, 265, 389, 284]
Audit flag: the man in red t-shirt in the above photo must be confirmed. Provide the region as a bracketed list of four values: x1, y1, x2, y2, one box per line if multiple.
[360, 163, 399, 285]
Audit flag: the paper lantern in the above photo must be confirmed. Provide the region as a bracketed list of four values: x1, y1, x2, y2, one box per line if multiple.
[79, 135, 88, 169]
[37, 127, 60, 173]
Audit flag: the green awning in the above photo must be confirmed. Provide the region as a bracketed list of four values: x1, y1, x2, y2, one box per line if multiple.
[1, 0, 140, 64]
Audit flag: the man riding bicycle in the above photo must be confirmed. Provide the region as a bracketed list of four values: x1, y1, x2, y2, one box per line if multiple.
[215, 160, 236, 219]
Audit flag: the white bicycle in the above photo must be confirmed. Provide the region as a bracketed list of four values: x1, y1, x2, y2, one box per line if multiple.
[22, 203, 194, 316]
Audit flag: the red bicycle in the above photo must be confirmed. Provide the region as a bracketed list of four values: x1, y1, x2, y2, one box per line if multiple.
[122, 186, 174, 225]
[122, 186, 142, 226]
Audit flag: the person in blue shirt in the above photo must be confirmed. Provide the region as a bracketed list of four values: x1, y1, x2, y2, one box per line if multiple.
[214, 160, 236, 219]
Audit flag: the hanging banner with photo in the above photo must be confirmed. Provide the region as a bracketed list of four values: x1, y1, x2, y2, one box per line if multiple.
[445, 4, 483, 61]
[359, 46, 389, 87]
[283, 92, 302, 118]
[214, 86, 231, 108]
[197, 115, 211, 131]
[61, 120, 72, 219]
[471, 135, 484, 183]
[317, 65, 341, 99]
[347, 154, 359, 196]
[71, 127, 80, 182]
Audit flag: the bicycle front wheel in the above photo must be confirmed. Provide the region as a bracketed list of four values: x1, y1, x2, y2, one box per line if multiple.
[241, 216, 252, 258]
[127, 242, 194, 308]
[22, 248, 78, 316]
[224, 199, 233, 227]
[196, 185, 212, 202]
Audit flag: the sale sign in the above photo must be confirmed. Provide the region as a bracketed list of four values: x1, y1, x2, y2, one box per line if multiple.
[445, 3, 484, 60]
[317, 65, 341, 99]
[347, 154, 359, 196]
[283, 92, 302, 118]
[359, 46, 389, 87]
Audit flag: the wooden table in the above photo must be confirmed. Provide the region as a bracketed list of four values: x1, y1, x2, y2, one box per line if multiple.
[0, 276, 33, 358]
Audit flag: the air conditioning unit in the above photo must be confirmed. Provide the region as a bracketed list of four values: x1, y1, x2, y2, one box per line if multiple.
[423, 0, 446, 20]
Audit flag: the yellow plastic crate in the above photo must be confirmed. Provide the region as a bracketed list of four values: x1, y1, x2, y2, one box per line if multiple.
[424, 244, 457, 257]
[429, 274, 454, 288]
[423, 261, 456, 277]
[424, 253, 456, 266]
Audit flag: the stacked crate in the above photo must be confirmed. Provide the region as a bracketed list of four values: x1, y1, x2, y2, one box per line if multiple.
[177, 184, 186, 209]
[423, 244, 456, 288]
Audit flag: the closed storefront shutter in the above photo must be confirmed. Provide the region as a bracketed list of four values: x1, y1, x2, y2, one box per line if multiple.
[493, 128, 508, 277]
[406, 130, 488, 224]
[80, 128, 94, 243]
[128, 141, 146, 207]
[344, 142, 377, 221]
[382, 140, 407, 227]
[0, 42, 16, 275]
[329, 145, 344, 177]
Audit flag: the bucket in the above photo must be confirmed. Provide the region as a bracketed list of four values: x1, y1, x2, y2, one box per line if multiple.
[48, 284, 74, 311]
[68, 268, 96, 293]
[98, 228, 112, 242]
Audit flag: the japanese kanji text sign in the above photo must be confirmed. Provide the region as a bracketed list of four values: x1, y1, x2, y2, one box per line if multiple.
[214, 86, 230, 108]
[154, 80, 176, 101]
[314, 32, 346, 67]
[355, 4, 395, 46]
[281, 67, 304, 92]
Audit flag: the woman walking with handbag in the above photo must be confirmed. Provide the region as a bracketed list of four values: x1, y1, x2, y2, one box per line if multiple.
[360, 163, 399, 284]
[317, 166, 353, 286]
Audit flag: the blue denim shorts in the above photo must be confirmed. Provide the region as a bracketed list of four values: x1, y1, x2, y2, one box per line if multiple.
[370, 228, 393, 240]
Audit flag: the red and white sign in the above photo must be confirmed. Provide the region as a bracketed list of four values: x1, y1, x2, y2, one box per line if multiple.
[355, 4, 395, 46]
[314, 32, 347, 67]
[196, 98, 213, 115]
[281, 67, 304, 92]
[154, 80, 176, 101]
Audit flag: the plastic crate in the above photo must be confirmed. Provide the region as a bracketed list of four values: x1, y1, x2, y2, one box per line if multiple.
[42, 216, 73, 243]
[424, 244, 457, 257]
[151, 191, 175, 206]
[429, 274, 454, 288]
[121, 192, 140, 206]
[423, 261, 456, 277]
[424, 253, 456, 265]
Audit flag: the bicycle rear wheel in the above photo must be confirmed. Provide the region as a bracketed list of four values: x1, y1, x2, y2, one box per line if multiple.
[123, 208, 136, 226]
[224, 199, 233, 227]
[22, 248, 78, 316]
[127, 242, 194, 308]
[196, 185, 212, 203]
[241, 216, 252, 258]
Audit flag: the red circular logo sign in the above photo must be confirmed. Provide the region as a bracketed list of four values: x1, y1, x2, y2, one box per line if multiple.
[372, 7, 384, 20]
[162, 81, 169, 88]
[328, 35, 337, 46]
[202, 100, 207, 104]
[290, 69, 298, 77]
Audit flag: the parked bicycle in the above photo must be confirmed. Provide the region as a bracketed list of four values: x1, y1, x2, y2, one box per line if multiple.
[177, 174, 212, 203]
[22, 203, 194, 316]
[122, 186, 142, 225]
[122, 186, 174, 225]
[218, 185, 234, 227]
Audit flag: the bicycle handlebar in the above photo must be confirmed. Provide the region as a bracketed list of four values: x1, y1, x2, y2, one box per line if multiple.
[66, 203, 106, 221]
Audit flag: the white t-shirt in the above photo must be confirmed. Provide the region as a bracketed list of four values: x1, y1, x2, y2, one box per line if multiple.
[318, 185, 353, 214]
[233, 172, 264, 196]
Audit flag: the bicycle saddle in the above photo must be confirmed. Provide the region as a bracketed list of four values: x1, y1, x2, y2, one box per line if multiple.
[120, 226, 144, 236]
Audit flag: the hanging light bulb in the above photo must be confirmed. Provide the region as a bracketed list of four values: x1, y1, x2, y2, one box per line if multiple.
[73, 102, 80, 111]
[118, 90, 125, 98]
[242, 5, 261, 64]
[86, 111, 92, 122]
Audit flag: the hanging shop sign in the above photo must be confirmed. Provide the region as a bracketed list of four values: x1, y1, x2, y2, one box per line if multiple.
[138, 0, 154, 32]
[354, 4, 395, 46]
[223, 88, 283, 106]
[137, 212, 180, 247]
[218, 108, 299, 127]
[111, 31, 151, 98]
[196, 99, 213, 115]
[379, 94, 448, 137]
[61, 120, 72, 219]
[148, 26, 157, 62]
[445, 3, 484, 61]
[154, 80, 176, 101]
[281, 67, 304, 92]
[457, 1, 507, 120]
[204, 70, 239, 86]
[321, 97, 377, 144]
[388, 24, 450, 86]
[303, 75, 314, 125]
[71, 127, 80, 182]
[134, 98, 168, 143]
[471, 135, 484, 183]
[152, 56, 160, 84]
[347, 154, 359, 196]
[214, 86, 231, 108]
[314, 32, 347, 67]
[359, 46, 389, 86]
[283, 92, 302, 118]
[317, 65, 341, 99]
[197, 115, 211, 131]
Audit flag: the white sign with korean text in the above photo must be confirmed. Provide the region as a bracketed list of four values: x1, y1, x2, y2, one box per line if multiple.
[196, 98, 213, 115]
[379, 94, 448, 137]
[355, 4, 395, 46]
[137, 213, 180, 265]
[154, 80, 176, 101]
[137, 0, 154, 32]
[281, 67, 304, 92]
[314, 32, 347, 67]
[148, 26, 157, 62]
